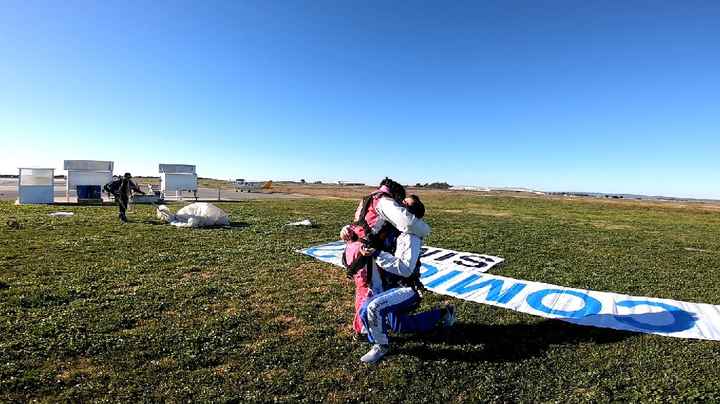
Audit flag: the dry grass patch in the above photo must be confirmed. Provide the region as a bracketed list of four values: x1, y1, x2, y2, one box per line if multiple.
[467, 208, 513, 218]
[111, 284, 140, 295]
[246, 291, 283, 313]
[181, 270, 216, 280]
[224, 302, 240, 316]
[213, 361, 239, 375]
[335, 323, 354, 337]
[150, 357, 177, 369]
[293, 262, 347, 284]
[119, 318, 160, 335]
[590, 222, 635, 230]
[240, 338, 274, 354]
[261, 368, 290, 382]
[304, 368, 352, 386]
[55, 358, 99, 382]
[274, 314, 310, 338]
[323, 299, 353, 318]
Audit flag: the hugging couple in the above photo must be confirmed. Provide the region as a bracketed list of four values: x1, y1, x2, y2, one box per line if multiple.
[339, 178, 456, 364]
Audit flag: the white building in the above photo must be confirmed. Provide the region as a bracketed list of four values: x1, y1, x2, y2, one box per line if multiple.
[159, 164, 197, 199]
[17, 168, 55, 204]
[64, 160, 114, 200]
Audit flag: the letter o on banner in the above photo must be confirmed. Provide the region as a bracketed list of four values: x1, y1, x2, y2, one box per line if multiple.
[613, 300, 696, 333]
[526, 289, 602, 319]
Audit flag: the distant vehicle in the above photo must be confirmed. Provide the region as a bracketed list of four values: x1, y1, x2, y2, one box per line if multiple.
[338, 181, 365, 186]
[235, 179, 264, 192]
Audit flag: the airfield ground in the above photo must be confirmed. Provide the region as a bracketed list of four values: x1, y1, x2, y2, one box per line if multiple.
[0, 179, 306, 202]
[2, 190, 720, 401]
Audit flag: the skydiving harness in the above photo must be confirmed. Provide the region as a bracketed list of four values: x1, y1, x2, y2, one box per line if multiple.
[342, 188, 425, 292]
[342, 224, 425, 293]
[351, 189, 394, 244]
[342, 188, 394, 279]
[376, 229, 425, 292]
[104, 178, 139, 210]
[104, 179, 126, 202]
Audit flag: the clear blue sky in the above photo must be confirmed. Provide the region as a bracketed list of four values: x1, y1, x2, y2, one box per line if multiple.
[1, 1, 718, 198]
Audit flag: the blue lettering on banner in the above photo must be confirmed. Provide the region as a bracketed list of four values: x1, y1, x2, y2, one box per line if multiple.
[300, 241, 718, 341]
[447, 275, 526, 304]
[613, 300, 696, 333]
[425, 270, 462, 288]
[419, 263, 439, 279]
[526, 289, 602, 319]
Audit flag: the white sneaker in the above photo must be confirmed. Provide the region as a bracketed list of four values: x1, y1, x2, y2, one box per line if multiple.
[360, 344, 389, 364]
[440, 304, 456, 328]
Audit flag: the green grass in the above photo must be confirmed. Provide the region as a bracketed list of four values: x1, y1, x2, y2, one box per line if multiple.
[2, 196, 720, 402]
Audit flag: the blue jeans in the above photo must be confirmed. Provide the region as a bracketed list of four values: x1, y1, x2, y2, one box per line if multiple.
[360, 287, 443, 345]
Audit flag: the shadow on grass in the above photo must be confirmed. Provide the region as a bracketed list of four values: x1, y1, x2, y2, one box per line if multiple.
[397, 318, 636, 363]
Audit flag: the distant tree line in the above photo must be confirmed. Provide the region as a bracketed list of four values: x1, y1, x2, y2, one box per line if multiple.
[0, 174, 65, 179]
[413, 182, 451, 189]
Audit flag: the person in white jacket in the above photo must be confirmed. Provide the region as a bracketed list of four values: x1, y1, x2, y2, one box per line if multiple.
[340, 178, 434, 336]
[357, 195, 456, 364]
[340, 190, 432, 294]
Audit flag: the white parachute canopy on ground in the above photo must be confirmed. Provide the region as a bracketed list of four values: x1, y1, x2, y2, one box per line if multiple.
[156, 203, 230, 228]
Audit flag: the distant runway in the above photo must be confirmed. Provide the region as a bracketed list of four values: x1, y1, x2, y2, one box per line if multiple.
[0, 179, 307, 202]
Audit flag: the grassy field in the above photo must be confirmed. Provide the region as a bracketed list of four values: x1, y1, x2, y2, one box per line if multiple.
[2, 195, 720, 402]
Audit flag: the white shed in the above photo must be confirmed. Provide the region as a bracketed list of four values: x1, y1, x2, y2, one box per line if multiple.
[64, 160, 114, 200]
[17, 168, 55, 204]
[159, 164, 197, 198]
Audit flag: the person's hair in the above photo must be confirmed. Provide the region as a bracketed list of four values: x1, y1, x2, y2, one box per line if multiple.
[124, 172, 132, 178]
[405, 194, 425, 219]
[380, 177, 406, 201]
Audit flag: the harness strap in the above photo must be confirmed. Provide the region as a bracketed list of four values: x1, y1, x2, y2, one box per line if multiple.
[409, 259, 426, 292]
[381, 257, 425, 292]
[352, 190, 392, 238]
[343, 252, 370, 276]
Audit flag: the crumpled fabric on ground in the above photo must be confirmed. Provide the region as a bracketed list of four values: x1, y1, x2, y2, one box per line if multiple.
[156, 203, 230, 228]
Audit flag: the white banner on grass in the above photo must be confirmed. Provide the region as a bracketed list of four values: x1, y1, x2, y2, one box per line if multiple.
[301, 240, 504, 275]
[301, 241, 720, 341]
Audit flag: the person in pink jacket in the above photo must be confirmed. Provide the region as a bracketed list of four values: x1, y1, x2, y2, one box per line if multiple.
[340, 178, 431, 334]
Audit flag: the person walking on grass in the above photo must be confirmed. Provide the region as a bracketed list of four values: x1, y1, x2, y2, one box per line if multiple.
[104, 173, 145, 223]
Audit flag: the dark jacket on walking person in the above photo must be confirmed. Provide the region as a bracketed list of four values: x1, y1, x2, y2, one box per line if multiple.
[104, 173, 145, 222]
